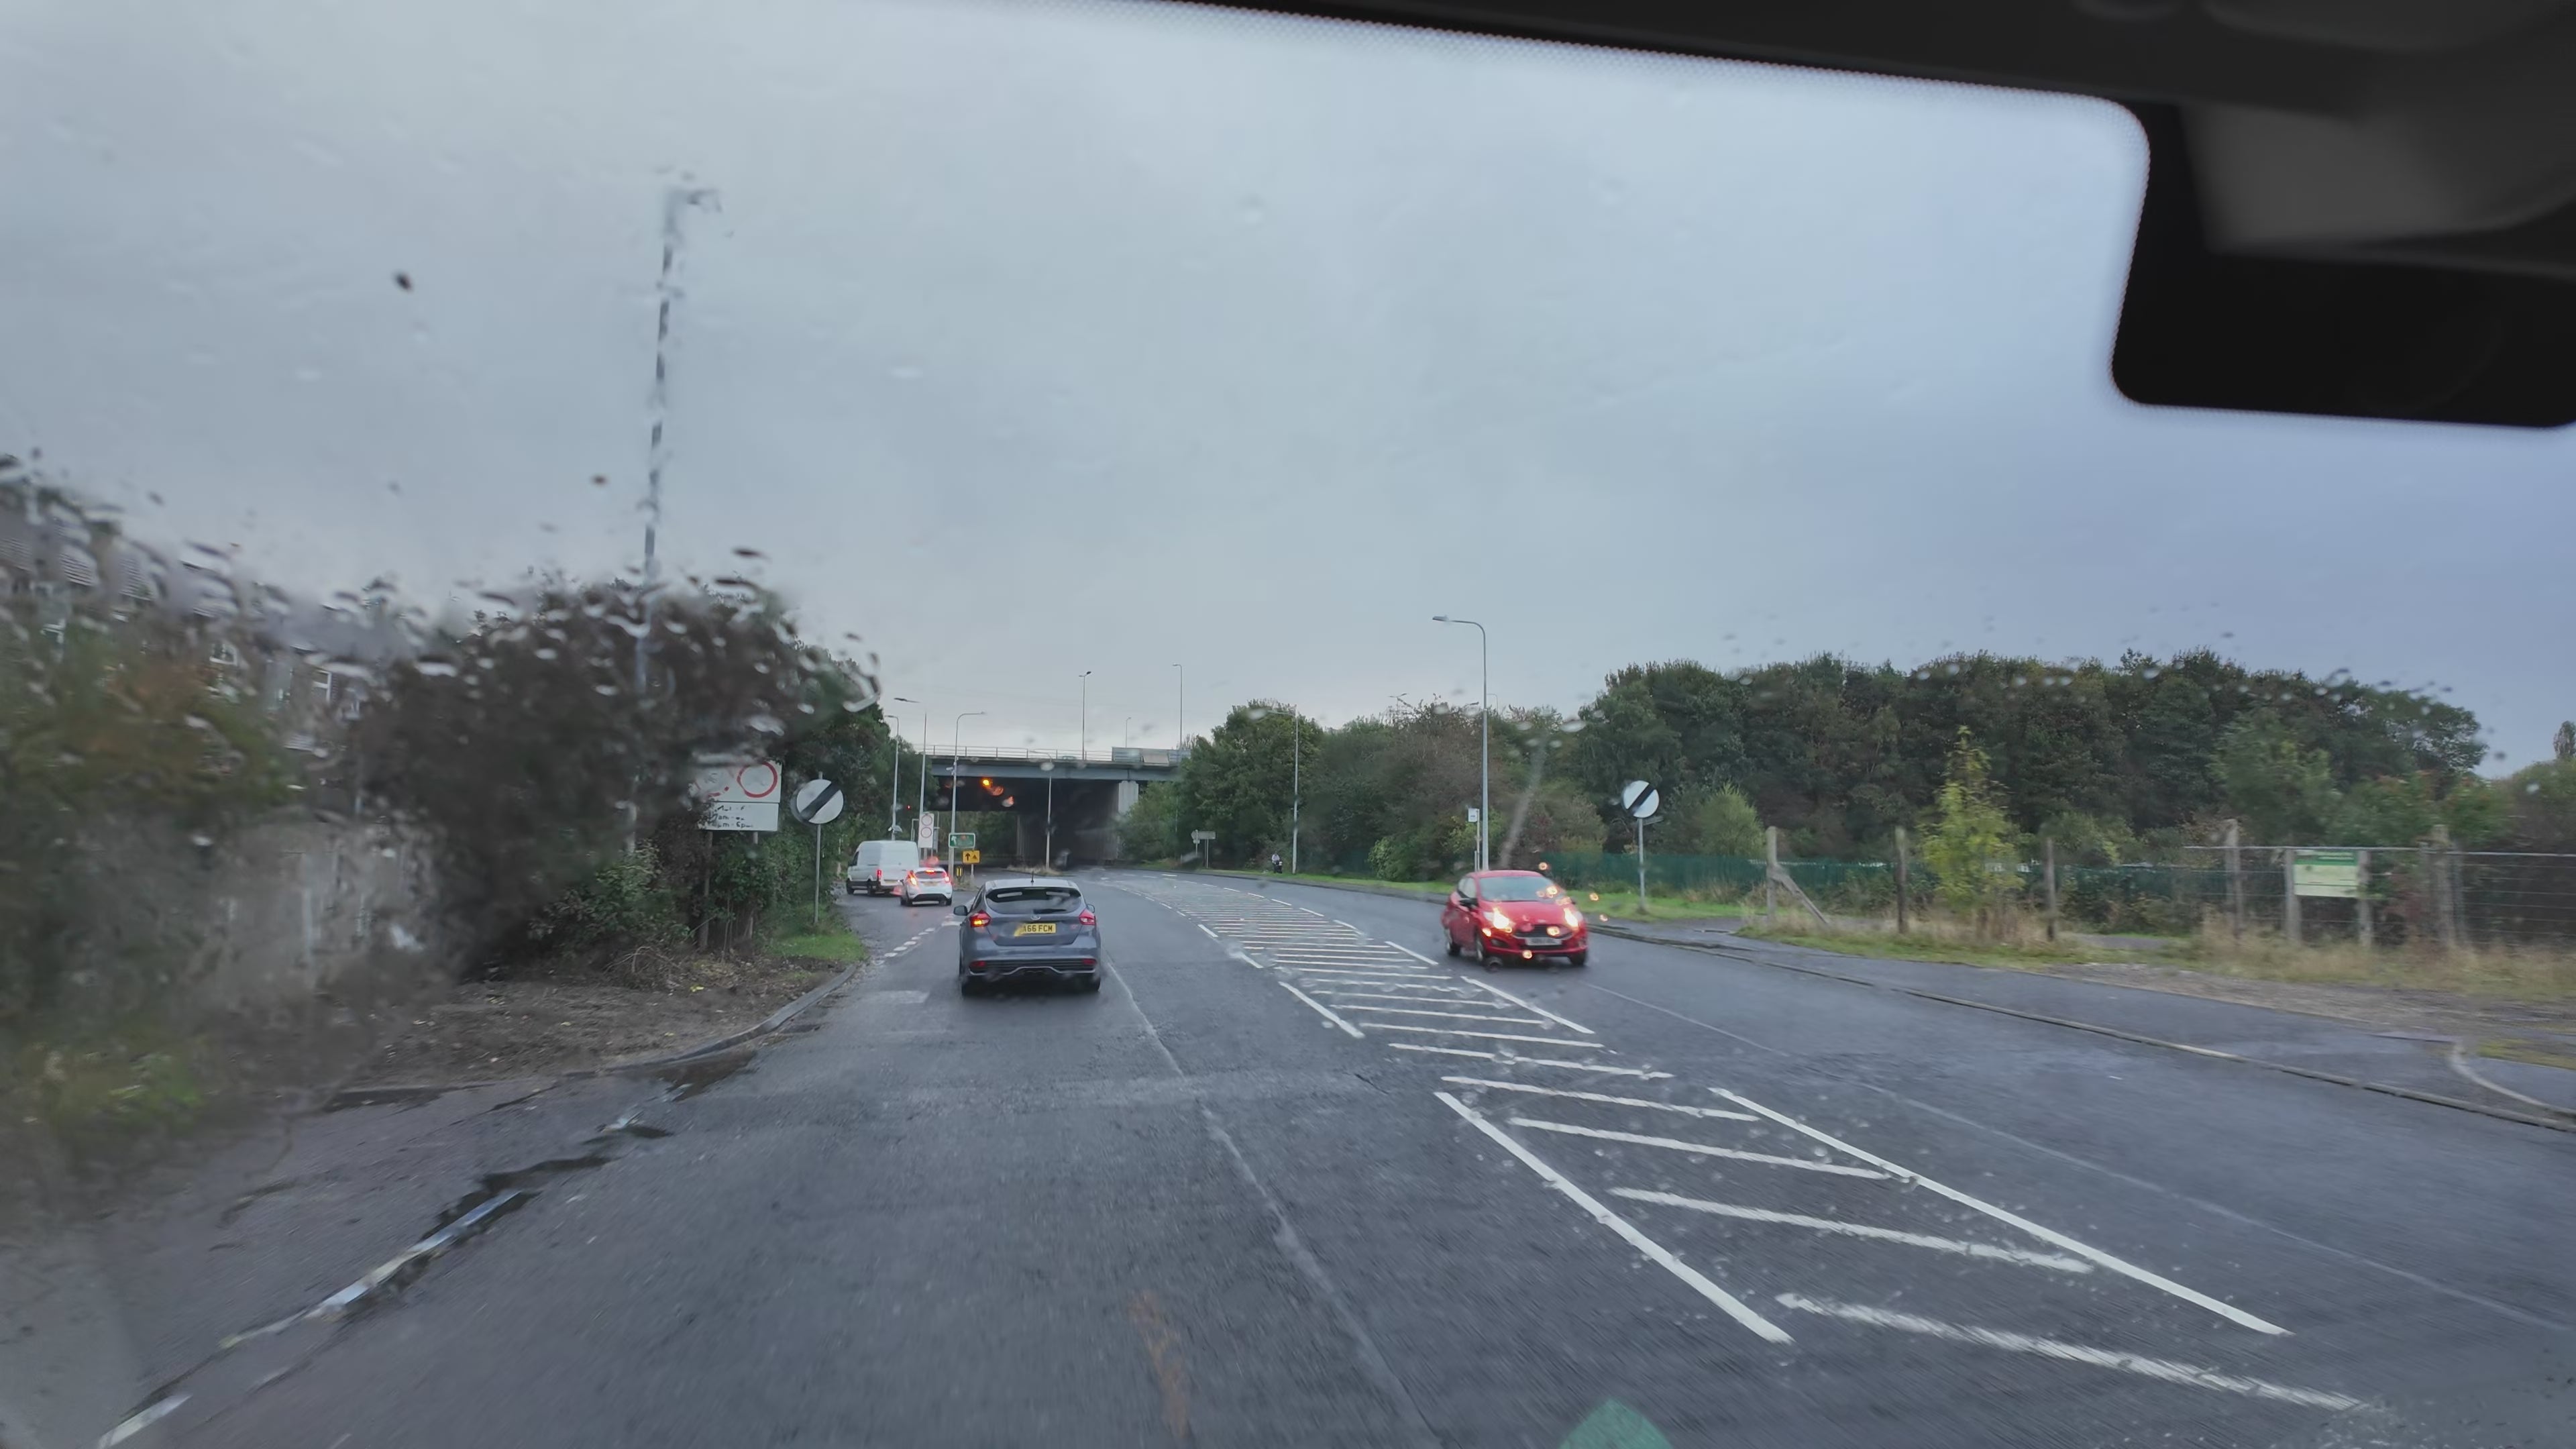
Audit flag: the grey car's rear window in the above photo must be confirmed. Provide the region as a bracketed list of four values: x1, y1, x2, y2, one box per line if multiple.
[983, 887, 1082, 916]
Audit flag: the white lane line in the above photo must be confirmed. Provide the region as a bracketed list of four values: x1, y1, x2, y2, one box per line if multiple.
[1440, 1077, 1756, 1122]
[1392, 1044, 1670, 1078]
[1281, 971, 1450, 985]
[1509, 1118, 1887, 1179]
[1279, 980, 1365, 1038]
[1197, 924, 1218, 939]
[1370, 1024, 1607, 1049]
[1463, 977, 1595, 1035]
[1338, 1004, 1547, 1026]
[1438, 1092, 1791, 1344]
[99, 1393, 190, 1446]
[1774, 1297, 2359, 1410]
[1332, 919, 1361, 930]
[1386, 943, 1448, 967]
[1611, 1189, 2094, 1273]
[1313, 988, 1485, 1006]
[1712, 1089, 2290, 1336]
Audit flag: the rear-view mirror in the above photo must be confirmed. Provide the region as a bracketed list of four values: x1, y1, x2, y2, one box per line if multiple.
[951, 902, 968, 916]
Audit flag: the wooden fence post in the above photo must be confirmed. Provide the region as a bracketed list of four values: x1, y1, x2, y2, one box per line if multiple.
[2355, 849, 2373, 948]
[1893, 826, 1910, 936]
[2043, 837, 2059, 943]
[2224, 819, 2243, 941]
[1764, 826, 1779, 922]
[2282, 847, 2301, 946]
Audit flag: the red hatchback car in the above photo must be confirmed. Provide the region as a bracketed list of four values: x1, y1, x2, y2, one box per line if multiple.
[1441, 869, 1588, 967]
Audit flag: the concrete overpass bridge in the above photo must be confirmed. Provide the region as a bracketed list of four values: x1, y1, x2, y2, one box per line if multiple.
[922, 747, 1184, 867]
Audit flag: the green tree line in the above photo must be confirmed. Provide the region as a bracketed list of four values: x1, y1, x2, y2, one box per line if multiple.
[1124, 649, 2556, 879]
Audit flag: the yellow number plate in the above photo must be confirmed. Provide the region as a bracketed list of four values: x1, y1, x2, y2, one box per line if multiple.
[1013, 922, 1057, 936]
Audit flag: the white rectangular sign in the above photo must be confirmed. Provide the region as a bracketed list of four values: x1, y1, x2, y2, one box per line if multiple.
[694, 761, 783, 833]
[915, 815, 938, 851]
[703, 801, 780, 832]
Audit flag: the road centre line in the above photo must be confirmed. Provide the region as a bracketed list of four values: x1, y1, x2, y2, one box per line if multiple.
[1611, 1189, 2093, 1273]
[1508, 1119, 1888, 1179]
[1439, 1078, 1757, 1122]
[1712, 1089, 2290, 1336]
[1337, 1004, 1548, 1026]
[1369, 1024, 1607, 1049]
[1438, 1093, 1791, 1344]
[1279, 981, 1365, 1038]
[1393, 1045, 1671, 1078]
[1772, 1297, 2357, 1410]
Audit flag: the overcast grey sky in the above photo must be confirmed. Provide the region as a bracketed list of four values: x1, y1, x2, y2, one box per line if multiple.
[6, 0, 2571, 763]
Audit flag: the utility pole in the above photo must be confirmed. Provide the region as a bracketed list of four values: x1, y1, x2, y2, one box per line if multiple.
[1432, 616, 1489, 871]
[623, 184, 716, 856]
[634, 184, 719, 696]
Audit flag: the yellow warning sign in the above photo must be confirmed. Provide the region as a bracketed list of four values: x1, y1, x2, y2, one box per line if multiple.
[959, 849, 982, 865]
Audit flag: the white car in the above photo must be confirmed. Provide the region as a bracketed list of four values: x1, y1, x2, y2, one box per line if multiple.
[897, 865, 955, 906]
[848, 839, 924, 895]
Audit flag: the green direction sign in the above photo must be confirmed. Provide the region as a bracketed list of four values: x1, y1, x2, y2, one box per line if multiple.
[949, 833, 977, 849]
[2294, 849, 2360, 899]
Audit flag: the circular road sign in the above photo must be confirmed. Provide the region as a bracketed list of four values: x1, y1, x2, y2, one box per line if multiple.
[791, 778, 845, 826]
[1620, 780, 1662, 820]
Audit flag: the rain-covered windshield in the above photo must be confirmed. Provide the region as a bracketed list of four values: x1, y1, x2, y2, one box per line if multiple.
[6, 2, 2573, 1446]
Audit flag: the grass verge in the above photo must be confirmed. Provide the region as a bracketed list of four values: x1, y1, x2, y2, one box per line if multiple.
[1735, 924, 2144, 970]
[767, 910, 869, 964]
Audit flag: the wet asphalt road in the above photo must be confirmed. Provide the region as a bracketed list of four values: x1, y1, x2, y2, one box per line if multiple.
[183, 871, 2576, 1448]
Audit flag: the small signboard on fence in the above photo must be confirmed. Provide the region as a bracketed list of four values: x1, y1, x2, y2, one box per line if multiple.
[2294, 849, 2361, 899]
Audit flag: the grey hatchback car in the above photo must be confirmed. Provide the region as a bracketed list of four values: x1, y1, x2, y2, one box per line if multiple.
[954, 879, 1102, 994]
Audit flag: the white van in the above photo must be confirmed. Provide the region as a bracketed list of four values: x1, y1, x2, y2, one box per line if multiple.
[847, 839, 923, 895]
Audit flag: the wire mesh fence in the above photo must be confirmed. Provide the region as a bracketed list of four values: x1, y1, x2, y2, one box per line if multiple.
[1306, 839, 2576, 949]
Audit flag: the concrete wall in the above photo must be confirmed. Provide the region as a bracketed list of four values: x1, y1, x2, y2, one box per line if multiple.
[66, 816, 455, 1065]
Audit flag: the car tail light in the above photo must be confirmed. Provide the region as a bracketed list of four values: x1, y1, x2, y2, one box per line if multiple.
[1077, 909, 1096, 926]
[968, 912, 990, 928]
[1484, 908, 1513, 932]
[1562, 904, 1585, 928]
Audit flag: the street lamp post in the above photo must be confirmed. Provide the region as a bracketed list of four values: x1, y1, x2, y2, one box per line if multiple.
[887, 695, 917, 836]
[1173, 663, 1185, 751]
[951, 710, 984, 871]
[1434, 616, 1489, 872]
[1044, 762, 1057, 871]
[913, 708, 930, 843]
[1079, 670, 1092, 761]
[1289, 702, 1301, 875]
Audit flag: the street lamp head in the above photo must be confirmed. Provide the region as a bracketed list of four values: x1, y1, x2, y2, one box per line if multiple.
[1432, 614, 1450, 623]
